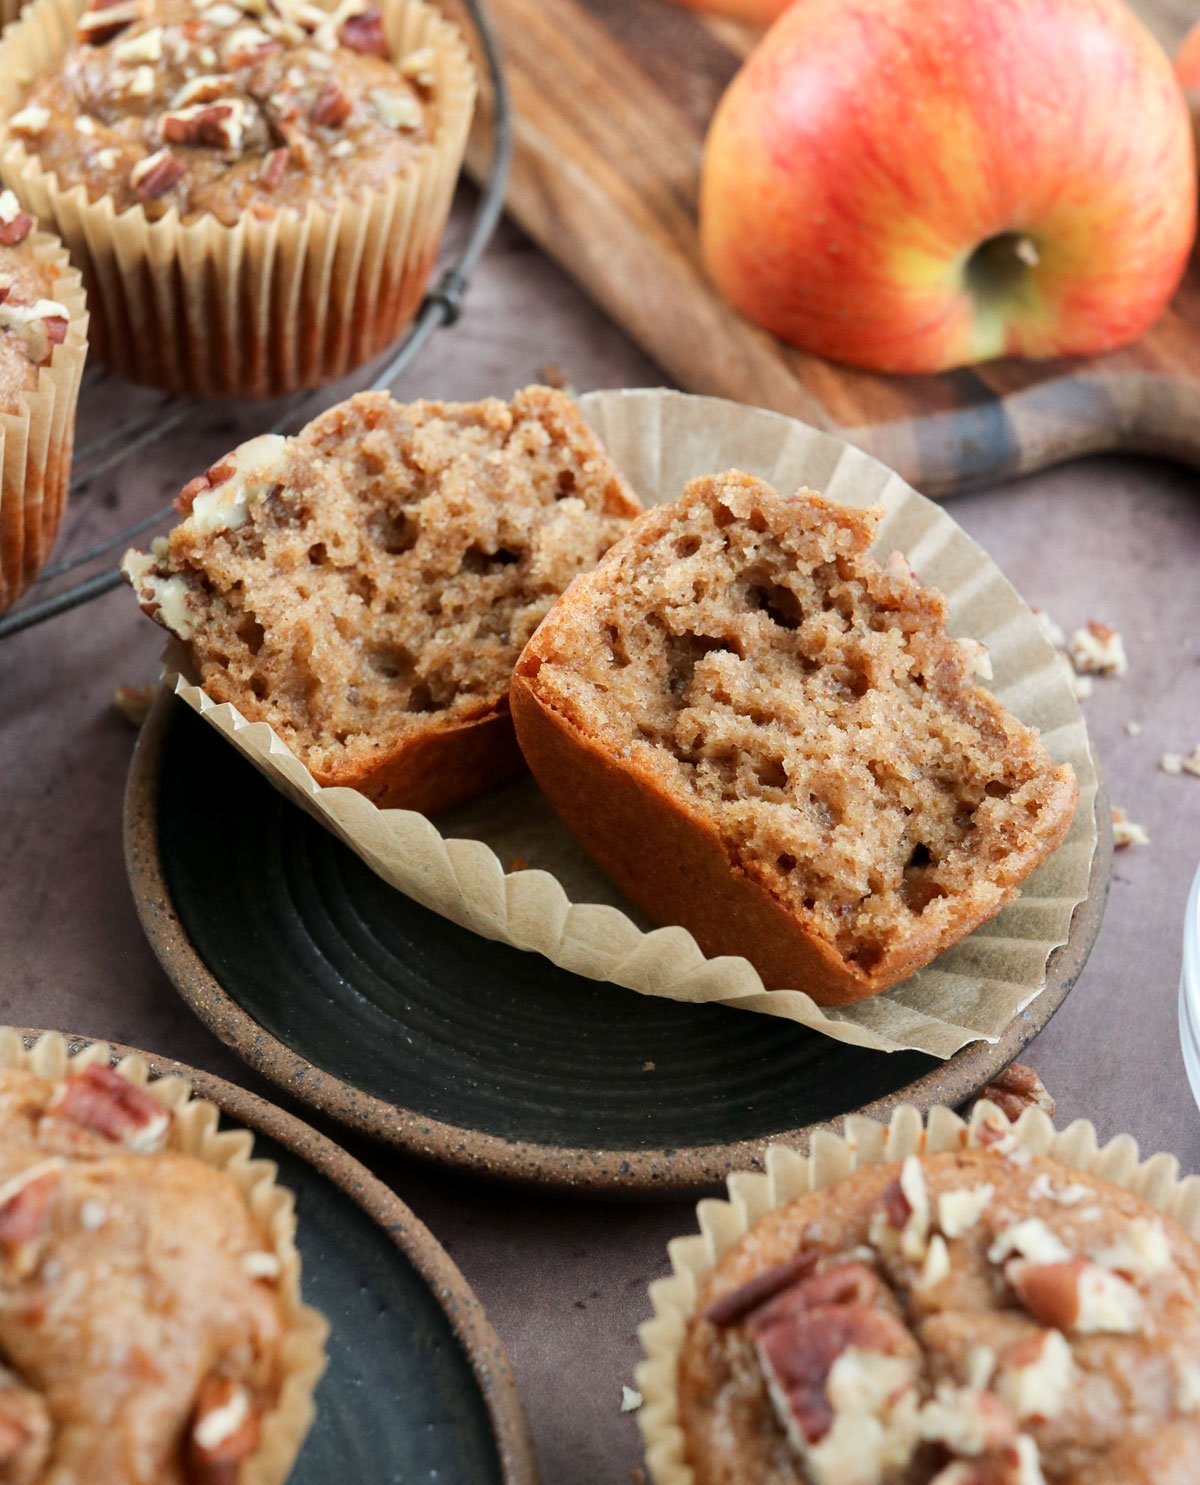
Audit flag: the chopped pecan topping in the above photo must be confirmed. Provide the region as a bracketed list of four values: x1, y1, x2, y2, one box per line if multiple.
[161, 100, 248, 153]
[259, 145, 290, 187]
[188, 1375, 260, 1485]
[745, 1263, 882, 1337]
[338, 4, 387, 56]
[974, 1062, 1055, 1123]
[0, 190, 33, 247]
[130, 149, 186, 201]
[705, 1251, 818, 1329]
[1068, 620, 1127, 678]
[1008, 1257, 1143, 1334]
[223, 22, 277, 66]
[170, 72, 239, 108]
[76, 0, 145, 43]
[0, 1163, 60, 1258]
[755, 1305, 912, 1445]
[49, 1063, 171, 1151]
[918, 1383, 1018, 1456]
[310, 79, 352, 128]
[996, 1330, 1074, 1423]
[8, 106, 50, 136]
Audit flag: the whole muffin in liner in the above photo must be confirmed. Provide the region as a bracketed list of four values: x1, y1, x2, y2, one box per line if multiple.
[636, 1098, 1200, 1484]
[0, 0, 475, 397]
[0, 223, 86, 612]
[0, 1026, 329, 1484]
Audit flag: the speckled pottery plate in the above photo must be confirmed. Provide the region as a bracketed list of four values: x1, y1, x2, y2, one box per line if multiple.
[123, 694, 1111, 1196]
[13, 1029, 536, 1485]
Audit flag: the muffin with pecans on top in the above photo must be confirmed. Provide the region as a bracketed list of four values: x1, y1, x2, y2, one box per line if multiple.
[676, 1143, 1200, 1484]
[0, 1037, 327, 1483]
[0, 187, 87, 613]
[0, 0, 474, 395]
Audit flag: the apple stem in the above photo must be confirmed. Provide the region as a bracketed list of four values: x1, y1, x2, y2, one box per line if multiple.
[1013, 236, 1040, 269]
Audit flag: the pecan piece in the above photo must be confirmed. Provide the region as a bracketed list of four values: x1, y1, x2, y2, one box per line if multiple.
[130, 149, 186, 202]
[1008, 1257, 1142, 1334]
[0, 191, 32, 248]
[0, 1164, 60, 1258]
[310, 79, 352, 128]
[49, 1063, 171, 1151]
[338, 5, 387, 56]
[161, 100, 247, 153]
[754, 1305, 912, 1445]
[705, 1252, 817, 1329]
[745, 1263, 883, 1337]
[258, 145, 289, 188]
[973, 1062, 1055, 1123]
[76, 0, 144, 44]
[188, 1375, 260, 1485]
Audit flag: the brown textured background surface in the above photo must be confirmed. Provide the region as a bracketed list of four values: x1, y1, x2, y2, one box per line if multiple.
[2, 191, 1199, 1484]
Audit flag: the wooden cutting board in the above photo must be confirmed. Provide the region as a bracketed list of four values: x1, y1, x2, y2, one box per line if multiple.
[456, 0, 1200, 496]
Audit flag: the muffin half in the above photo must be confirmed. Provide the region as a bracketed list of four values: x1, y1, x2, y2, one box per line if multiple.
[511, 469, 1078, 1004]
[123, 385, 642, 814]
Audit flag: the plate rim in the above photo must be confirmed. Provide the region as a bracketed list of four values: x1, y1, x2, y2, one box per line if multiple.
[125, 689, 1113, 1197]
[10, 1022, 538, 1485]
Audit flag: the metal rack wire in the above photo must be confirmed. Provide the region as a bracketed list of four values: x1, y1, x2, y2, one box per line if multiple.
[0, 0, 511, 641]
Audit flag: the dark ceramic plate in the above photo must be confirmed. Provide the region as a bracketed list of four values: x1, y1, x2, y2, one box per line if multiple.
[125, 694, 1111, 1196]
[14, 1029, 535, 1484]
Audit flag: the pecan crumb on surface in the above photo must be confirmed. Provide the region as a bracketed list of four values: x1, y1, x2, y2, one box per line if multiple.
[972, 1062, 1055, 1122]
[1161, 746, 1200, 778]
[1068, 620, 1127, 678]
[1111, 807, 1149, 849]
[620, 1386, 642, 1413]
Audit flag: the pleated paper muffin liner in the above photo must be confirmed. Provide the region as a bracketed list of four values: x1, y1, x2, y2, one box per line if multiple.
[0, 1027, 330, 1485]
[635, 1099, 1200, 1485]
[160, 388, 1098, 1059]
[0, 0, 475, 397]
[0, 224, 86, 611]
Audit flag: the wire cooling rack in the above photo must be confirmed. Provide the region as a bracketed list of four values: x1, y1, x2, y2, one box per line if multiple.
[0, 0, 511, 641]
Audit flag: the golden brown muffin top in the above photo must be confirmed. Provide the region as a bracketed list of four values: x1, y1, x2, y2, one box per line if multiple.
[10, 0, 436, 225]
[679, 1143, 1200, 1485]
[0, 1063, 286, 1484]
[0, 194, 72, 414]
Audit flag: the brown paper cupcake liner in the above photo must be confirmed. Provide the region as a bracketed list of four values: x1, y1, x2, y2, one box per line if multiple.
[0, 1027, 330, 1485]
[0, 223, 86, 611]
[635, 1099, 1200, 1485]
[0, 0, 475, 397]
[160, 389, 1097, 1060]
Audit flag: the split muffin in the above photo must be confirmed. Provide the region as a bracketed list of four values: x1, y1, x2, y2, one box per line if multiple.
[0, 188, 87, 613]
[511, 470, 1078, 1004]
[0, 0, 475, 394]
[678, 1144, 1200, 1485]
[0, 1044, 326, 1484]
[122, 385, 642, 814]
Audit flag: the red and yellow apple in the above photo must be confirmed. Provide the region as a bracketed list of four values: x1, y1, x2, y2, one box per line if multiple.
[701, 0, 1197, 374]
[1177, 19, 1200, 93]
[662, 0, 789, 22]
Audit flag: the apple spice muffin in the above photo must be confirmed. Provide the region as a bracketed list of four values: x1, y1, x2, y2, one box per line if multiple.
[677, 1144, 1200, 1485]
[0, 0, 474, 395]
[122, 385, 642, 814]
[510, 470, 1078, 1005]
[0, 189, 87, 613]
[0, 1056, 319, 1484]
[9, 0, 436, 226]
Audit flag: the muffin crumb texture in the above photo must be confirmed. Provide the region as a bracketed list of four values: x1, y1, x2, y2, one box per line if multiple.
[517, 471, 1077, 997]
[679, 1148, 1200, 1485]
[123, 386, 639, 806]
[0, 1062, 286, 1483]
